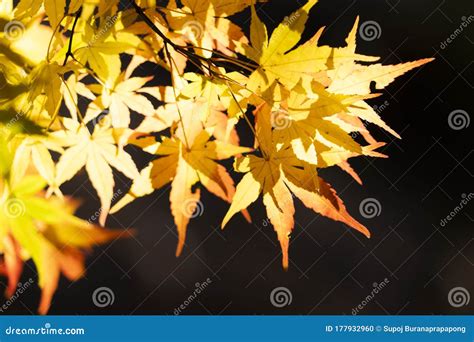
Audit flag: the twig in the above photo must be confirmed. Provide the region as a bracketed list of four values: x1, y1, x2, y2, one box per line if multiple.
[63, 11, 81, 66]
[130, 0, 256, 76]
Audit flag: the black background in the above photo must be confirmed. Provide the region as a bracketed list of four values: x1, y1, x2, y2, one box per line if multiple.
[1, 0, 473, 315]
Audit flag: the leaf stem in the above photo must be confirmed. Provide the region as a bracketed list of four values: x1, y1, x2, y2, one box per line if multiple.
[225, 82, 266, 159]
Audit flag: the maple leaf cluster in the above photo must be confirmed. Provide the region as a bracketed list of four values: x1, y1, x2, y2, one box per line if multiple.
[0, 0, 432, 313]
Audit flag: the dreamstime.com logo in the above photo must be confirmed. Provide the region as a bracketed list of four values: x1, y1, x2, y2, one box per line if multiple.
[448, 109, 470, 130]
[92, 109, 112, 128]
[440, 16, 474, 50]
[358, 20, 382, 41]
[282, 12, 301, 27]
[88, 189, 123, 224]
[270, 287, 293, 308]
[92, 287, 115, 308]
[4, 323, 85, 336]
[359, 198, 382, 219]
[448, 287, 470, 308]
[3, 20, 25, 41]
[271, 109, 292, 130]
[182, 21, 204, 41]
[174, 278, 213, 315]
[88, 14, 118, 46]
[2, 198, 26, 218]
[0, 278, 34, 313]
[181, 198, 204, 219]
[2, 110, 26, 132]
[352, 278, 390, 315]
[0, 75, 6, 91]
[351, 101, 390, 139]
[439, 193, 473, 227]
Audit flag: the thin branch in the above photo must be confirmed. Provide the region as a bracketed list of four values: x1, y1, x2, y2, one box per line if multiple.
[130, 0, 256, 76]
[131, 1, 174, 46]
[63, 11, 81, 66]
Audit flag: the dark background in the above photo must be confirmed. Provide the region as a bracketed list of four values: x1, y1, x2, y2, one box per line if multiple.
[2, 0, 473, 315]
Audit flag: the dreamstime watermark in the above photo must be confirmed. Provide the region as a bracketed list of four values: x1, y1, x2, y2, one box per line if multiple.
[351, 121, 369, 139]
[352, 278, 390, 315]
[0, 278, 34, 313]
[92, 109, 112, 128]
[448, 109, 470, 130]
[373, 100, 390, 115]
[440, 16, 474, 50]
[0, 75, 7, 91]
[173, 278, 213, 315]
[270, 287, 293, 308]
[3, 20, 25, 41]
[359, 198, 382, 219]
[88, 189, 122, 224]
[2, 111, 26, 132]
[359, 20, 382, 42]
[91, 109, 128, 128]
[182, 21, 204, 40]
[439, 193, 473, 227]
[351, 101, 390, 138]
[270, 109, 292, 130]
[88, 15, 118, 46]
[448, 287, 470, 308]
[181, 198, 204, 219]
[92, 287, 115, 308]
[2, 198, 26, 218]
[5, 323, 85, 336]
[283, 12, 301, 27]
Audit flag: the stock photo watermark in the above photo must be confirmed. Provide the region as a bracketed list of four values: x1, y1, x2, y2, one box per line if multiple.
[88, 14, 118, 47]
[283, 12, 301, 27]
[181, 198, 205, 219]
[92, 287, 115, 308]
[2, 198, 26, 219]
[439, 193, 473, 227]
[447, 109, 470, 130]
[182, 21, 204, 40]
[3, 20, 25, 41]
[351, 101, 390, 138]
[440, 15, 474, 50]
[88, 189, 123, 224]
[448, 287, 470, 308]
[4, 323, 85, 336]
[0, 278, 34, 313]
[359, 20, 382, 41]
[359, 198, 382, 219]
[352, 278, 390, 315]
[270, 287, 293, 308]
[174, 278, 213, 315]
[271, 109, 292, 130]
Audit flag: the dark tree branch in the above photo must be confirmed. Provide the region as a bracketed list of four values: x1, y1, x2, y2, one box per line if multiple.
[63, 11, 81, 66]
[130, 0, 257, 76]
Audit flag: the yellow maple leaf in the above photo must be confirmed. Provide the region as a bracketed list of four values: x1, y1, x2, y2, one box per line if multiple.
[83, 62, 157, 128]
[0, 132, 126, 314]
[244, 0, 332, 93]
[166, 0, 266, 58]
[72, 22, 136, 80]
[113, 100, 251, 255]
[54, 118, 139, 225]
[0, 180, 124, 314]
[222, 108, 368, 268]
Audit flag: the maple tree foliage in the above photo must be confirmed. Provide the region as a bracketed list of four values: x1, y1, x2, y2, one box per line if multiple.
[0, 0, 433, 313]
